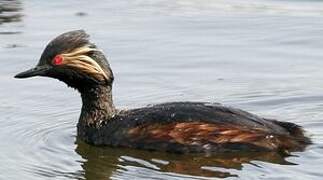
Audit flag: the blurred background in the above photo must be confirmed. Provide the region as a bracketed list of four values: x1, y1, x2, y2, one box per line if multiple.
[1, 0, 323, 179]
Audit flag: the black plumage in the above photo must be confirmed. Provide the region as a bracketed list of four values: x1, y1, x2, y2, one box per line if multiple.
[15, 30, 311, 153]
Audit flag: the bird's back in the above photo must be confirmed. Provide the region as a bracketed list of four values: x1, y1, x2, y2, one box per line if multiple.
[80, 102, 310, 153]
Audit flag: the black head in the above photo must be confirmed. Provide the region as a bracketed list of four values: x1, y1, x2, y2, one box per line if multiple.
[15, 30, 114, 89]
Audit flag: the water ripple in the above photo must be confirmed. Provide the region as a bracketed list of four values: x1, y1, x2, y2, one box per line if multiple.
[2, 0, 323, 179]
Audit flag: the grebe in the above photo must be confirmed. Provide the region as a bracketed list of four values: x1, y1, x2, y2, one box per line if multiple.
[15, 30, 310, 153]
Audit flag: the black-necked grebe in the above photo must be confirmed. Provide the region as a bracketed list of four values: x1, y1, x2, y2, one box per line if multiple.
[15, 30, 310, 153]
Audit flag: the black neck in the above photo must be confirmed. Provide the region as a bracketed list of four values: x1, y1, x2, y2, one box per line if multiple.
[78, 83, 116, 126]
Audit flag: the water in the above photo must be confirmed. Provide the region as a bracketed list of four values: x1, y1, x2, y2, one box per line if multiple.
[1, 0, 323, 179]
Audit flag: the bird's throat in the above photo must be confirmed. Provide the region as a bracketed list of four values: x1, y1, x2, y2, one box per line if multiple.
[78, 84, 115, 126]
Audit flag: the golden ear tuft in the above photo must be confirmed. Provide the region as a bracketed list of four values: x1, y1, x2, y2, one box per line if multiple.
[60, 46, 109, 81]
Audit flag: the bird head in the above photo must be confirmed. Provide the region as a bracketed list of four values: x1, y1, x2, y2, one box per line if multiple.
[15, 30, 113, 89]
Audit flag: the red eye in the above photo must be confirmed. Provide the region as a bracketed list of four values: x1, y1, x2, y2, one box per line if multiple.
[53, 55, 63, 65]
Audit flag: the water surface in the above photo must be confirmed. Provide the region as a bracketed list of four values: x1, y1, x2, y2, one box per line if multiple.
[1, 0, 323, 179]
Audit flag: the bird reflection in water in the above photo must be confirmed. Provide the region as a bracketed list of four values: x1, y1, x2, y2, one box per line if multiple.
[75, 139, 298, 179]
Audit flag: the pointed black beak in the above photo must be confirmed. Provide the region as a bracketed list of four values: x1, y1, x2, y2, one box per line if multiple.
[14, 65, 50, 79]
